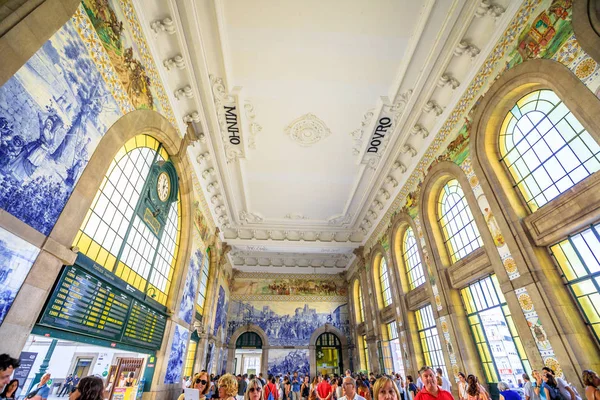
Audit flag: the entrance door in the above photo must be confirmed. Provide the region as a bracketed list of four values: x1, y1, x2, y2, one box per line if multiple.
[235, 332, 263, 375]
[73, 358, 93, 379]
[315, 333, 342, 376]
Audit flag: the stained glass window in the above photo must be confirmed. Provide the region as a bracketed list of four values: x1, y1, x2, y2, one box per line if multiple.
[438, 179, 482, 263]
[382, 321, 405, 376]
[415, 305, 447, 377]
[380, 257, 393, 307]
[461, 275, 530, 384]
[550, 223, 600, 343]
[355, 280, 365, 323]
[183, 338, 198, 378]
[196, 249, 210, 315]
[360, 335, 370, 372]
[499, 90, 600, 212]
[403, 227, 426, 289]
[73, 135, 180, 305]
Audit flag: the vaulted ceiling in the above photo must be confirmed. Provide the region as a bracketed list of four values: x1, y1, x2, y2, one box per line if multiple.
[135, 0, 519, 273]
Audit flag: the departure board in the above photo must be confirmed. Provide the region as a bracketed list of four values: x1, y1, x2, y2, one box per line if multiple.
[39, 266, 132, 340]
[122, 300, 166, 349]
[39, 260, 168, 351]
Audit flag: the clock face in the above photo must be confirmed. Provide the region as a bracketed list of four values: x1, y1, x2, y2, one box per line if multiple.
[157, 172, 170, 202]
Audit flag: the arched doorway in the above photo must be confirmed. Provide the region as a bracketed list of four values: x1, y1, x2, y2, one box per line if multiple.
[315, 333, 343, 376]
[234, 332, 263, 376]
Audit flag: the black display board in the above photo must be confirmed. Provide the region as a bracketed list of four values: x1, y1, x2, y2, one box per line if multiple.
[38, 255, 168, 351]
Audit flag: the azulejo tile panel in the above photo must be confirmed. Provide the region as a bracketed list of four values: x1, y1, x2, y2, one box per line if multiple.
[164, 323, 189, 384]
[0, 19, 122, 235]
[0, 227, 41, 327]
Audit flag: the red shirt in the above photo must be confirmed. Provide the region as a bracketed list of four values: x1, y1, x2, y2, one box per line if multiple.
[264, 383, 279, 400]
[317, 381, 333, 400]
[415, 387, 455, 400]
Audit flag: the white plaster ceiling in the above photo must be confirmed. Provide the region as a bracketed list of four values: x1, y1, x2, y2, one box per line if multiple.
[132, 0, 521, 273]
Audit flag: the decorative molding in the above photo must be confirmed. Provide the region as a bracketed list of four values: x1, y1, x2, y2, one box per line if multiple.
[392, 160, 408, 173]
[327, 214, 353, 226]
[453, 40, 481, 59]
[206, 181, 219, 193]
[475, 0, 505, 20]
[351, 109, 376, 155]
[239, 210, 264, 224]
[233, 271, 345, 280]
[377, 188, 391, 200]
[402, 144, 417, 157]
[197, 152, 211, 164]
[437, 74, 460, 89]
[201, 168, 216, 179]
[284, 213, 309, 220]
[372, 201, 384, 211]
[210, 194, 223, 205]
[410, 124, 429, 138]
[163, 54, 185, 71]
[423, 100, 443, 116]
[150, 17, 176, 35]
[210, 75, 244, 162]
[183, 112, 201, 123]
[230, 294, 348, 302]
[174, 85, 193, 100]
[285, 113, 332, 147]
[385, 176, 399, 187]
[244, 102, 262, 150]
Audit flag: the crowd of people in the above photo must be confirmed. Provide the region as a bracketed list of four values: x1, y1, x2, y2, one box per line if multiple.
[2, 353, 600, 400]
[176, 366, 600, 400]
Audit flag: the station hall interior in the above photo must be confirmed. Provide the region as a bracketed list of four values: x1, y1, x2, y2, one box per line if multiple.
[0, 0, 600, 399]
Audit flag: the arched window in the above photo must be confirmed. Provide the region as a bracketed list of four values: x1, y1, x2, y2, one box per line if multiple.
[403, 227, 425, 289]
[438, 179, 482, 263]
[379, 257, 393, 307]
[197, 248, 211, 315]
[499, 89, 600, 212]
[354, 280, 365, 323]
[73, 135, 180, 305]
[551, 223, 600, 343]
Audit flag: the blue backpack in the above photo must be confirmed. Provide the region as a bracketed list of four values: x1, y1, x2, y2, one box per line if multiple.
[266, 384, 274, 400]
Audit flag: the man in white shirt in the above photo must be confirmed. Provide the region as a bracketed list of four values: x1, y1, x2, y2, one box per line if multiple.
[338, 377, 366, 400]
[436, 368, 452, 392]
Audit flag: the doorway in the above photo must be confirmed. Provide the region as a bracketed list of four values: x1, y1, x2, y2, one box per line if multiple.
[315, 333, 342, 376]
[234, 332, 263, 376]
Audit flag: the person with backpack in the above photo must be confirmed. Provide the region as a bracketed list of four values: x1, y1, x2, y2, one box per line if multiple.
[265, 376, 279, 400]
[543, 368, 581, 400]
[542, 373, 567, 400]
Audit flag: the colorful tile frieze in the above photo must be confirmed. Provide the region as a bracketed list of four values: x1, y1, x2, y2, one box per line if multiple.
[438, 316, 460, 380]
[514, 287, 562, 376]
[117, 0, 180, 131]
[400, 330, 411, 370]
[72, 6, 133, 114]
[460, 156, 520, 280]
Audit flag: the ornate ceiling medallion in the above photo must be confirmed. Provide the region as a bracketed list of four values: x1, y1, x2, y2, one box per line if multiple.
[285, 113, 331, 147]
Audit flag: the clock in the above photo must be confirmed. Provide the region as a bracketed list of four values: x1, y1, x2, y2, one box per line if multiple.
[157, 172, 170, 202]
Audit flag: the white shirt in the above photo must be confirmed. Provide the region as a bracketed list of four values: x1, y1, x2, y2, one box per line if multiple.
[440, 376, 452, 392]
[557, 377, 580, 400]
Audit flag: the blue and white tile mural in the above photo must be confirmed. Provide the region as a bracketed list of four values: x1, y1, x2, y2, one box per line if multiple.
[0, 21, 122, 235]
[178, 247, 203, 325]
[0, 227, 41, 326]
[213, 285, 228, 336]
[228, 301, 350, 346]
[164, 323, 189, 384]
[268, 349, 310, 377]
